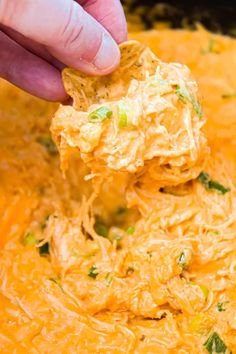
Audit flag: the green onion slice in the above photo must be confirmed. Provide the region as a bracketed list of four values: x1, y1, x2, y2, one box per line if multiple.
[203, 332, 231, 354]
[118, 102, 128, 128]
[94, 221, 109, 238]
[105, 272, 113, 286]
[22, 232, 38, 246]
[126, 226, 135, 235]
[178, 251, 187, 268]
[178, 248, 192, 269]
[22, 232, 49, 256]
[88, 265, 98, 279]
[190, 282, 209, 300]
[199, 284, 209, 300]
[88, 106, 112, 123]
[217, 301, 229, 312]
[39, 242, 49, 256]
[175, 83, 202, 117]
[198, 172, 230, 195]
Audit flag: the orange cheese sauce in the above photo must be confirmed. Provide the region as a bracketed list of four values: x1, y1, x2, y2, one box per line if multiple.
[0, 28, 236, 353]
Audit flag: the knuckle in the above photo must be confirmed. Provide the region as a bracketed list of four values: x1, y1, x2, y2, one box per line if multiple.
[59, 3, 103, 62]
[0, 0, 11, 24]
[59, 3, 84, 51]
[0, 0, 24, 25]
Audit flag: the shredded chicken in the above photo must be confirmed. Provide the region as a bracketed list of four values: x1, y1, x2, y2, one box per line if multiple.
[0, 28, 236, 353]
[52, 41, 208, 190]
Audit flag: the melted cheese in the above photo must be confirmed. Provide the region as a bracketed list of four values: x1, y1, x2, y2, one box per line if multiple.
[0, 28, 236, 353]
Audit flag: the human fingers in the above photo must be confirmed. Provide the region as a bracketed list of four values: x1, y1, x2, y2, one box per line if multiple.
[0, 0, 120, 75]
[0, 31, 67, 101]
[77, 0, 127, 43]
[0, 24, 65, 70]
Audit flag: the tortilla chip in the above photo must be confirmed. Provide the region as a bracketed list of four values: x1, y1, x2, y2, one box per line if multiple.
[62, 40, 159, 111]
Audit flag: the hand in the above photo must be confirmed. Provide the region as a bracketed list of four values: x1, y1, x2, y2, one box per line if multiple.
[0, 0, 127, 101]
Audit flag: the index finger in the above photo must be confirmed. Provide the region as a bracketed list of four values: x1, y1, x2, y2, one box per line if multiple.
[77, 0, 127, 43]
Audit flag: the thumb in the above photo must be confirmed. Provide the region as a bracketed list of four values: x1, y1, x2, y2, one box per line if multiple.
[0, 0, 120, 75]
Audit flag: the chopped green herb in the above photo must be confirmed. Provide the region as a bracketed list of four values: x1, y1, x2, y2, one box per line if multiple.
[175, 84, 202, 117]
[204, 332, 230, 353]
[175, 84, 187, 101]
[190, 282, 209, 300]
[199, 284, 209, 300]
[94, 221, 109, 238]
[198, 172, 210, 185]
[118, 102, 128, 128]
[208, 181, 231, 194]
[88, 265, 98, 279]
[88, 106, 112, 123]
[23, 233, 49, 256]
[222, 92, 236, 99]
[22, 232, 38, 246]
[116, 207, 127, 215]
[192, 100, 202, 117]
[198, 172, 230, 195]
[217, 301, 229, 312]
[49, 277, 64, 292]
[178, 248, 192, 269]
[126, 266, 134, 275]
[178, 251, 187, 268]
[36, 136, 58, 155]
[39, 242, 49, 256]
[126, 226, 135, 235]
[105, 272, 113, 286]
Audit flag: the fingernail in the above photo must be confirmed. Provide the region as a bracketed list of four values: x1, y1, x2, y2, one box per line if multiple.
[93, 32, 120, 73]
